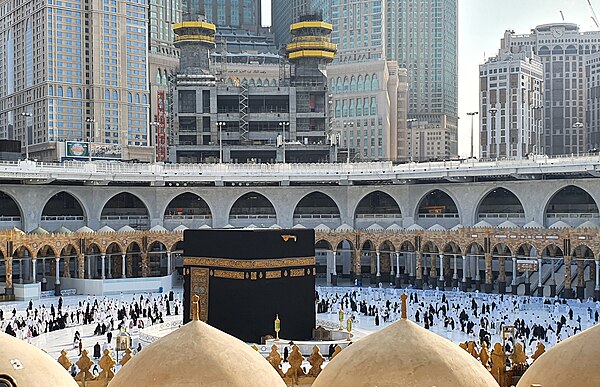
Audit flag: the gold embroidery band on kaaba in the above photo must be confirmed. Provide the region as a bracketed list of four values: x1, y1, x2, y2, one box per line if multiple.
[184, 256, 316, 269]
[190, 267, 209, 322]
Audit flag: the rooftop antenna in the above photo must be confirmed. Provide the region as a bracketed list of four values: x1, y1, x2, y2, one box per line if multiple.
[560, 10, 565, 21]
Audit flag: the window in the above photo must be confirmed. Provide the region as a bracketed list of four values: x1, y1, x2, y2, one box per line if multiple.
[178, 90, 196, 113]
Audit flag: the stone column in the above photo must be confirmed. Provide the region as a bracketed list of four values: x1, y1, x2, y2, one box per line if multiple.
[101, 255, 106, 279]
[576, 259, 585, 299]
[408, 253, 415, 283]
[429, 253, 436, 278]
[395, 252, 401, 288]
[550, 257, 557, 297]
[122, 254, 127, 278]
[485, 253, 493, 293]
[64, 257, 71, 278]
[54, 257, 61, 296]
[537, 257, 544, 297]
[595, 260, 600, 301]
[78, 254, 85, 279]
[352, 249, 362, 286]
[474, 255, 481, 291]
[5, 257, 13, 295]
[141, 252, 149, 277]
[437, 254, 445, 290]
[32, 258, 37, 283]
[166, 252, 171, 276]
[127, 254, 133, 278]
[452, 255, 458, 288]
[86, 254, 91, 279]
[511, 257, 518, 295]
[564, 255, 573, 298]
[375, 251, 381, 284]
[331, 251, 337, 286]
[390, 253, 395, 277]
[466, 255, 472, 288]
[107, 255, 113, 279]
[498, 256, 506, 294]
[18, 259, 22, 284]
[415, 251, 423, 289]
[461, 255, 467, 292]
[41, 258, 47, 291]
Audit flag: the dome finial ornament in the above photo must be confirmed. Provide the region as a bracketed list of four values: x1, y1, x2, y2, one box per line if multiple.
[400, 294, 408, 320]
[192, 294, 200, 321]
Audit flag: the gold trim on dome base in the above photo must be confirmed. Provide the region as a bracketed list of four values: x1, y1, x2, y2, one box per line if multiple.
[184, 256, 316, 269]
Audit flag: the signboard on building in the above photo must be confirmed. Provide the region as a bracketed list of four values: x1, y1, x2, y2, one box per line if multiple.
[66, 141, 90, 158]
[65, 141, 121, 160]
[91, 143, 122, 159]
[517, 259, 538, 272]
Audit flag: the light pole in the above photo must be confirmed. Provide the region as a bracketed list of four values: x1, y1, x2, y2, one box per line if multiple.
[216, 121, 226, 163]
[20, 112, 32, 160]
[278, 121, 289, 163]
[149, 121, 159, 163]
[85, 118, 95, 161]
[573, 122, 584, 156]
[407, 118, 417, 162]
[467, 112, 478, 159]
[342, 121, 354, 163]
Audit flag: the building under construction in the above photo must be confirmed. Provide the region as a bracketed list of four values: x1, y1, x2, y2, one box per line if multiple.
[169, 12, 338, 163]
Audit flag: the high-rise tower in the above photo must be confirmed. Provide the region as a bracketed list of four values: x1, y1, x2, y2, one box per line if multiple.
[496, 24, 600, 155]
[173, 15, 217, 73]
[392, 0, 458, 160]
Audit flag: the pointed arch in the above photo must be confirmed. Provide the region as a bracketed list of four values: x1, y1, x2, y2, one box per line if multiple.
[545, 185, 599, 227]
[293, 192, 340, 219]
[476, 187, 525, 225]
[100, 192, 150, 229]
[229, 192, 277, 225]
[163, 192, 212, 228]
[41, 191, 86, 225]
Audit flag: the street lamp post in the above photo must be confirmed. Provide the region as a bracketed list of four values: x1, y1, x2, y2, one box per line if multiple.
[342, 121, 354, 163]
[149, 121, 159, 163]
[216, 121, 226, 163]
[85, 118, 96, 161]
[573, 122, 584, 156]
[20, 112, 32, 160]
[407, 118, 417, 162]
[466, 112, 479, 159]
[278, 121, 289, 163]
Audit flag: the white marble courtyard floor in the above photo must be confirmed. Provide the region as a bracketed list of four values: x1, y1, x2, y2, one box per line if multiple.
[2, 284, 599, 373]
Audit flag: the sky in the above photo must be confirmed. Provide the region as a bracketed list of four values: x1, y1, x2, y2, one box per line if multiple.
[261, 0, 599, 157]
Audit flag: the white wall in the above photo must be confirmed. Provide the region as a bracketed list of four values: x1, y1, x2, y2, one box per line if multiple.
[59, 273, 175, 296]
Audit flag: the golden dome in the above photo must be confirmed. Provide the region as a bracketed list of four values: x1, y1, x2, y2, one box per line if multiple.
[109, 296, 286, 387]
[0, 332, 78, 386]
[312, 296, 498, 387]
[517, 323, 600, 387]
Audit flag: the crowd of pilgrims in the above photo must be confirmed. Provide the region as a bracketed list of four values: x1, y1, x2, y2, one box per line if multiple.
[0, 291, 182, 352]
[316, 287, 600, 353]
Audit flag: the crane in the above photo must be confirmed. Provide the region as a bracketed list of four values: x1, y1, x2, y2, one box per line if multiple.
[588, 0, 600, 29]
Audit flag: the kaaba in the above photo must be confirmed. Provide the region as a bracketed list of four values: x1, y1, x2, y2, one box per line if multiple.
[183, 228, 316, 343]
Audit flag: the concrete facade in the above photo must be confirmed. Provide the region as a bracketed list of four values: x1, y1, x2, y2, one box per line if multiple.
[1, 173, 600, 233]
[497, 24, 600, 155]
[479, 51, 544, 159]
[0, 0, 152, 161]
